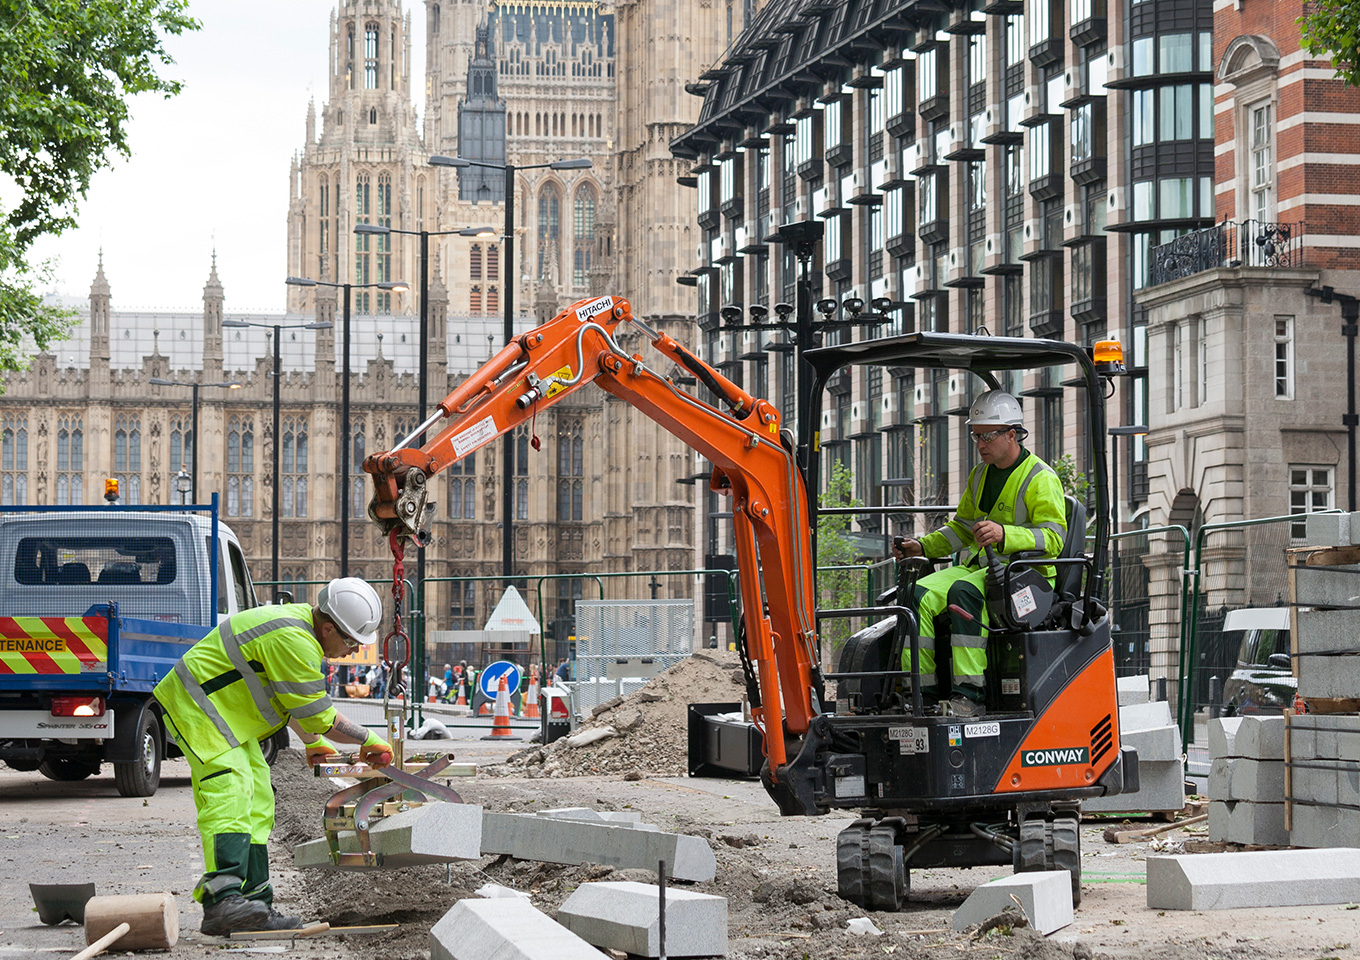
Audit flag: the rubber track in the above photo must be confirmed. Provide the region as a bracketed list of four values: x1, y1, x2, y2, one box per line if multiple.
[836, 822, 870, 907]
[867, 824, 904, 910]
[1051, 813, 1082, 907]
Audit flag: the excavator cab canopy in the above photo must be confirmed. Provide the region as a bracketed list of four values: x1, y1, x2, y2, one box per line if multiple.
[802, 330, 1113, 605]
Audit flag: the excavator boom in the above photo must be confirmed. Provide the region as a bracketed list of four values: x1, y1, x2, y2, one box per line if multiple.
[364, 295, 822, 774]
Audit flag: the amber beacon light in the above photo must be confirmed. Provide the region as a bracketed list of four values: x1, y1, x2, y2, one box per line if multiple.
[1092, 339, 1125, 377]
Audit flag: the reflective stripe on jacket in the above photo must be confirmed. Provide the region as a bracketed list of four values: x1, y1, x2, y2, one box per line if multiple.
[154, 603, 336, 762]
[919, 452, 1067, 577]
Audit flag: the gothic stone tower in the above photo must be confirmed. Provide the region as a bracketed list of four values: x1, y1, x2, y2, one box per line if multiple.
[286, 0, 426, 318]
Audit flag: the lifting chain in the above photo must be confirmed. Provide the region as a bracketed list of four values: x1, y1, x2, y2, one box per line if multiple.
[382, 528, 412, 703]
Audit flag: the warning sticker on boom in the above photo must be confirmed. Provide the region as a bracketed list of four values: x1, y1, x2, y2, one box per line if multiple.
[452, 415, 498, 458]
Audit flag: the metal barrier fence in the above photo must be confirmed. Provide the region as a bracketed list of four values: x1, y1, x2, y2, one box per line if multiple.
[572, 599, 695, 712]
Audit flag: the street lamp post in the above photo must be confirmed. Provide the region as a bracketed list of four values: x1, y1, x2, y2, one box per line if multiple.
[223, 317, 334, 591]
[148, 378, 243, 503]
[429, 155, 591, 587]
[284, 277, 407, 579]
[174, 470, 192, 506]
[352, 222, 492, 709]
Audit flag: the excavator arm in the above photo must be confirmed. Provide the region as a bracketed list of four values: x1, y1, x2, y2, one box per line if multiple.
[364, 295, 822, 776]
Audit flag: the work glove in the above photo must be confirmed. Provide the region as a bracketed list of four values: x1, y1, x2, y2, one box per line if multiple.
[358, 730, 394, 768]
[304, 736, 338, 765]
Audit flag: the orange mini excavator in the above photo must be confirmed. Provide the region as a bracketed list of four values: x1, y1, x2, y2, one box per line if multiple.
[363, 294, 1137, 910]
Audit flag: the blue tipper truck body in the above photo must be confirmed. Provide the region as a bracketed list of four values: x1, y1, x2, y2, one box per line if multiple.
[0, 499, 265, 796]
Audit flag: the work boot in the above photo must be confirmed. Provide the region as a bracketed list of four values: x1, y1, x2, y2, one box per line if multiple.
[941, 694, 985, 719]
[200, 893, 271, 937]
[260, 905, 303, 930]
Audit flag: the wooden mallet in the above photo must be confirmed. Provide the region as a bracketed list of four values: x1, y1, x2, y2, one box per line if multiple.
[71, 892, 178, 960]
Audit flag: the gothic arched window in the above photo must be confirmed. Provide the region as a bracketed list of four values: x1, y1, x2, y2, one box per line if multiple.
[376, 172, 393, 313]
[537, 184, 561, 280]
[57, 415, 82, 505]
[227, 417, 254, 517]
[355, 172, 372, 311]
[364, 22, 379, 89]
[573, 184, 596, 288]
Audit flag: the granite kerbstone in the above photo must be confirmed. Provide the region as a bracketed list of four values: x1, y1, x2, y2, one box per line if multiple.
[557, 881, 727, 957]
[1209, 716, 1284, 760]
[1208, 758, 1285, 803]
[1291, 804, 1360, 848]
[1293, 563, 1360, 608]
[1306, 512, 1350, 547]
[1207, 800, 1289, 846]
[1082, 759, 1186, 814]
[1120, 724, 1182, 761]
[1119, 700, 1175, 733]
[480, 812, 716, 881]
[294, 802, 483, 870]
[1117, 675, 1150, 706]
[1147, 848, 1360, 909]
[430, 898, 606, 960]
[952, 872, 1072, 935]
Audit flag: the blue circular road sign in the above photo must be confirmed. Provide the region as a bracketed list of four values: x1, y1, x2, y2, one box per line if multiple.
[479, 660, 522, 700]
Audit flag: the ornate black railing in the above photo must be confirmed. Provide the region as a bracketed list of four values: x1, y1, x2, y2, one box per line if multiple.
[1149, 219, 1305, 287]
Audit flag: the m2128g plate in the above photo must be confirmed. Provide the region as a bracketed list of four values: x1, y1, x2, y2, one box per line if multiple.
[888, 725, 929, 755]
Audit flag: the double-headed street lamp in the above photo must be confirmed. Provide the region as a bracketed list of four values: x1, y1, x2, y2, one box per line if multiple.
[148, 377, 244, 503]
[222, 317, 333, 590]
[283, 277, 407, 578]
[427, 154, 592, 583]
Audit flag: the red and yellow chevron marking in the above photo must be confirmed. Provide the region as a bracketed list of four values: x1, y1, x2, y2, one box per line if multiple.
[0, 616, 108, 675]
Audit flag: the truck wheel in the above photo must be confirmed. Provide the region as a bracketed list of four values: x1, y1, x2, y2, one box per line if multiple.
[260, 729, 290, 767]
[114, 711, 161, 797]
[38, 757, 102, 781]
[4, 758, 41, 772]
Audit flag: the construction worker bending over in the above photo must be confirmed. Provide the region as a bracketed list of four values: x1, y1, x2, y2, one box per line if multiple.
[892, 391, 1066, 718]
[153, 577, 395, 936]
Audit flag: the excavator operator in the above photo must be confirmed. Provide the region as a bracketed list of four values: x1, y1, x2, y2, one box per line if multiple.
[892, 390, 1067, 717]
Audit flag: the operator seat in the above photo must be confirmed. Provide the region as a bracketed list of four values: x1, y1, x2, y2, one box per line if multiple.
[1055, 494, 1087, 600]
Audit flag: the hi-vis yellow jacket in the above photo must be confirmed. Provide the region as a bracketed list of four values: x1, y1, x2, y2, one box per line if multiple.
[153, 604, 336, 762]
[919, 451, 1067, 578]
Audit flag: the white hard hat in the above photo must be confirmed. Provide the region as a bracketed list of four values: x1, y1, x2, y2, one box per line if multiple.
[317, 577, 383, 645]
[966, 390, 1025, 428]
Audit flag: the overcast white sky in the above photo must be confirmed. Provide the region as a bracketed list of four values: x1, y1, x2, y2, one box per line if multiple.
[25, 0, 426, 314]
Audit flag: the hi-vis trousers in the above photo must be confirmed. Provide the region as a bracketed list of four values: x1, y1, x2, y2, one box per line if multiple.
[902, 565, 988, 692]
[164, 712, 276, 905]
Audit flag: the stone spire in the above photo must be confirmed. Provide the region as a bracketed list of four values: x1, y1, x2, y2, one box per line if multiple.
[202, 252, 224, 378]
[89, 253, 111, 387]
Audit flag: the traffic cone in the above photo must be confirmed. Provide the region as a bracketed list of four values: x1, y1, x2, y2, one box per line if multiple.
[455, 679, 466, 707]
[522, 667, 541, 719]
[481, 674, 522, 740]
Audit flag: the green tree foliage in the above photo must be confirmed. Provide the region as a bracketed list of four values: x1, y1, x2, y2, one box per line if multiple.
[0, 0, 197, 370]
[817, 459, 871, 652]
[1300, 2, 1360, 88]
[1050, 454, 1090, 502]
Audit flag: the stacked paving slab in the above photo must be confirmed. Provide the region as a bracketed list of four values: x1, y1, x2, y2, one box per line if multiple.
[1288, 513, 1360, 847]
[1082, 675, 1186, 815]
[1207, 716, 1288, 845]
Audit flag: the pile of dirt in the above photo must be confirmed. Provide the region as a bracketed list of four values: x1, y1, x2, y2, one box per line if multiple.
[498, 650, 750, 778]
